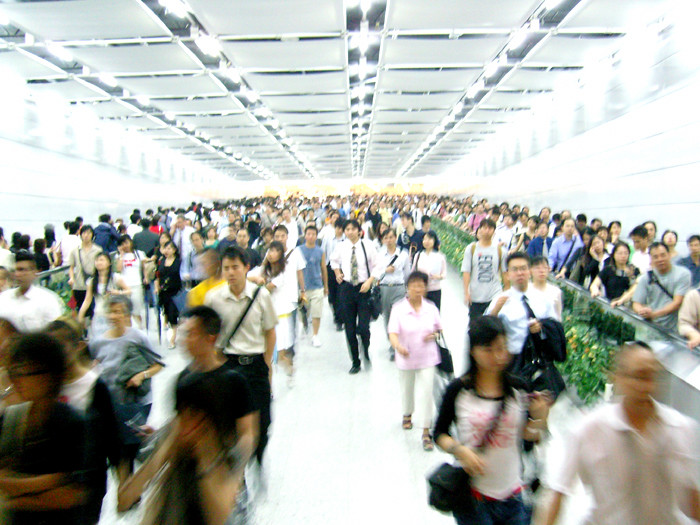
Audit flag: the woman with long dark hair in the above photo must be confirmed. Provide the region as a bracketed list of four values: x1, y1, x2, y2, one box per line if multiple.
[412, 231, 446, 309]
[590, 241, 640, 306]
[249, 241, 296, 376]
[434, 316, 550, 525]
[78, 252, 130, 338]
[155, 240, 182, 348]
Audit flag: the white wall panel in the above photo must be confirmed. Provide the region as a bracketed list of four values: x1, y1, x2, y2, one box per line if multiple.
[0, 136, 197, 240]
[468, 75, 700, 249]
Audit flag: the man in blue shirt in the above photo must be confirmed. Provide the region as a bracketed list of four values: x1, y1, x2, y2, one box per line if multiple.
[678, 235, 700, 288]
[548, 218, 583, 273]
[299, 225, 328, 347]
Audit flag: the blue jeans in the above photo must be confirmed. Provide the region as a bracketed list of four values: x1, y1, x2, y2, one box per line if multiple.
[454, 493, 527, 525]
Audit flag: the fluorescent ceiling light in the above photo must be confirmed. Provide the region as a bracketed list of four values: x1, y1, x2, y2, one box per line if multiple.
[222, 67, 241, 83]
[507, 30, 530, 50]
[135, 94, 150, 106]
[195, 35, 222, 57]
[46, 43, 72, 62]
[0, 11, 10, 26]
[358, 56, 368, 80]
[360, 0, 372, 15]
[484, 61, 500, 78]
[543, 0, 564, 10]
[159, 0, 189, 18]
[97, 73, 117, 87]
[244, 89, 259, 103]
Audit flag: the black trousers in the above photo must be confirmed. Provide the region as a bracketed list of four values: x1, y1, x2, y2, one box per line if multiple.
[225, 354, 271, 465]
[470, 301, 490, 320]
[426, 289, 442, 310]
[327, 264, 342, 324]
[339, 281, 371, 367]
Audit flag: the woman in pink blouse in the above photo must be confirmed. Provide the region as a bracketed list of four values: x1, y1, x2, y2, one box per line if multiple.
[388, 271, 442, 451]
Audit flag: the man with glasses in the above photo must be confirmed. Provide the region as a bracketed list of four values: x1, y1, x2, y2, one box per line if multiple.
[486, 252, 557, 356]
[545, 342, 700, 525]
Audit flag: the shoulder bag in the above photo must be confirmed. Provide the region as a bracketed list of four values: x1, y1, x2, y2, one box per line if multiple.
[360, 241, 382, 321]
[427, 392, 507, 514]
[435, 331, 454, 377]
[218, 286, 262, 353]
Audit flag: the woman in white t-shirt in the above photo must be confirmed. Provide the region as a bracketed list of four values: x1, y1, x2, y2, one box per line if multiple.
[116, 235, 146, 328]
[434, 316, 550, 525]
[249, 241, 295, 377]
[412, 231, 446, 310]
[79, 252, 130, 339]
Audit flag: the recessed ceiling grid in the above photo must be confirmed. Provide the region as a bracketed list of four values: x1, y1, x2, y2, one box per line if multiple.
[0, 0, 675, 180]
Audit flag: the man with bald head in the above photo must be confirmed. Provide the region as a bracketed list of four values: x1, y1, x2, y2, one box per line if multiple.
[544, 342, 699, 525]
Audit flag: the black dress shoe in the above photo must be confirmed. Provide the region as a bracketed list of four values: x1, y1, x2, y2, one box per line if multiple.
[349, 365, 361, 374]
[336, 322, 344, 332]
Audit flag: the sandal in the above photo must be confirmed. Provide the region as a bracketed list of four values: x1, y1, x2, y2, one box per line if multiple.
[422, 433, 434, 451]
[402, 415, 413, 430]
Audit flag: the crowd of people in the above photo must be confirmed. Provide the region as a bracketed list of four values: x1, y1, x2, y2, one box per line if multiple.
[0, 193, 696, 524]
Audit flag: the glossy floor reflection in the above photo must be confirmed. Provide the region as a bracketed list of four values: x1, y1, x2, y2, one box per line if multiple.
[100, 266, 589, 524]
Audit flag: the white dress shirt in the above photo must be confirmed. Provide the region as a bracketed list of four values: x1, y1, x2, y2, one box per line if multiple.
[486, 285, 556, 354]
[372, 247, 411, 285]
[322, 234, 344, 265]
[330, 238, 377, 284]
[0, 285, 63, 331]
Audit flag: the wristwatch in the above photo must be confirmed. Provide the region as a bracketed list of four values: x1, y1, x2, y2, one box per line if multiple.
[143, 370, 150, 380]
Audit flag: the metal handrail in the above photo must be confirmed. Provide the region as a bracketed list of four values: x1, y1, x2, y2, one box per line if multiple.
[549, 275, 689, 347]
[36, 265, 70, 280]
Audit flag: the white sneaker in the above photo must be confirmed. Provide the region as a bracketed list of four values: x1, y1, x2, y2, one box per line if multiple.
[312, 335, 321, 347]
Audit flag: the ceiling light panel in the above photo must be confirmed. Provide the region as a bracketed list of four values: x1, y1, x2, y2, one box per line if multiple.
[69, 43, 201, 75]
[381, 37, 506, 67]
[117, 74, 226, 98]
[499, 67, 579, 91]
[524, 35, 622, 67]
[372, 109, 450, 124]
[262, 93, 349, 111]
[178, 113, 258, 128]
[221, 39, 346, 72]
[26, 79, 109, 102]
[560, 0, 668, 33]
[377, 68, 481, 92]
[373, 92, 464, 110]
[275, 111, 350, 125]
[0, 50, 66, 80]
[151, 96, 244, 115]
[246, 71, 348, 94]
[79, 100, 139, 118]
[186, 0, 345, 37]
[0, 0, 171, 41]
[385, 0, 540, 31]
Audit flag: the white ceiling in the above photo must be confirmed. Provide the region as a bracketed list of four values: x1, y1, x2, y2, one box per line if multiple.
[0, 0, 672, 180]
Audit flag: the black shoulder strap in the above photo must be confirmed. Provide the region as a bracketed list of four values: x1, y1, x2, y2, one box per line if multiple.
[558, 239, 577, 272]
[219, 286, 262, 352]
[647, 270, 674, 299]
[360, 240, 372, 274]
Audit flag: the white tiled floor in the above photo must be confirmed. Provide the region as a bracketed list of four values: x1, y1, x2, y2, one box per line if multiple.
[99, 266, 591, 524]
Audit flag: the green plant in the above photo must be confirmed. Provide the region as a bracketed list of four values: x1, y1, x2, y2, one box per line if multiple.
[433, 217, 631, 405]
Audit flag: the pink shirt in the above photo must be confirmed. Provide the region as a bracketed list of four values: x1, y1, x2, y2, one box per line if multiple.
[387, 298, 442, 370]
[468, 212, 487, 232]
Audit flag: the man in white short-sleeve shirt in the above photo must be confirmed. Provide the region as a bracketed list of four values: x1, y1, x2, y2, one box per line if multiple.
[544, 343, 700, 525]
[0, 252, 63, 331]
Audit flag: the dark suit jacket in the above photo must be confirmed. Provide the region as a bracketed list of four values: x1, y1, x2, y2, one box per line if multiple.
[526, 236, 553, 258]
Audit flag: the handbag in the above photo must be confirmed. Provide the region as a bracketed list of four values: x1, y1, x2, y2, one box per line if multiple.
[427, 395, 507, 514]
[172, 287, 188, 312]
[435, 332, 454, 376]
[360, 241, 382, 321]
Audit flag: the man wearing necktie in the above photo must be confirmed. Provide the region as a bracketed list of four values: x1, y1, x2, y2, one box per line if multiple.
[330, 219, 377, 374]
[486, 252, 557, 357]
